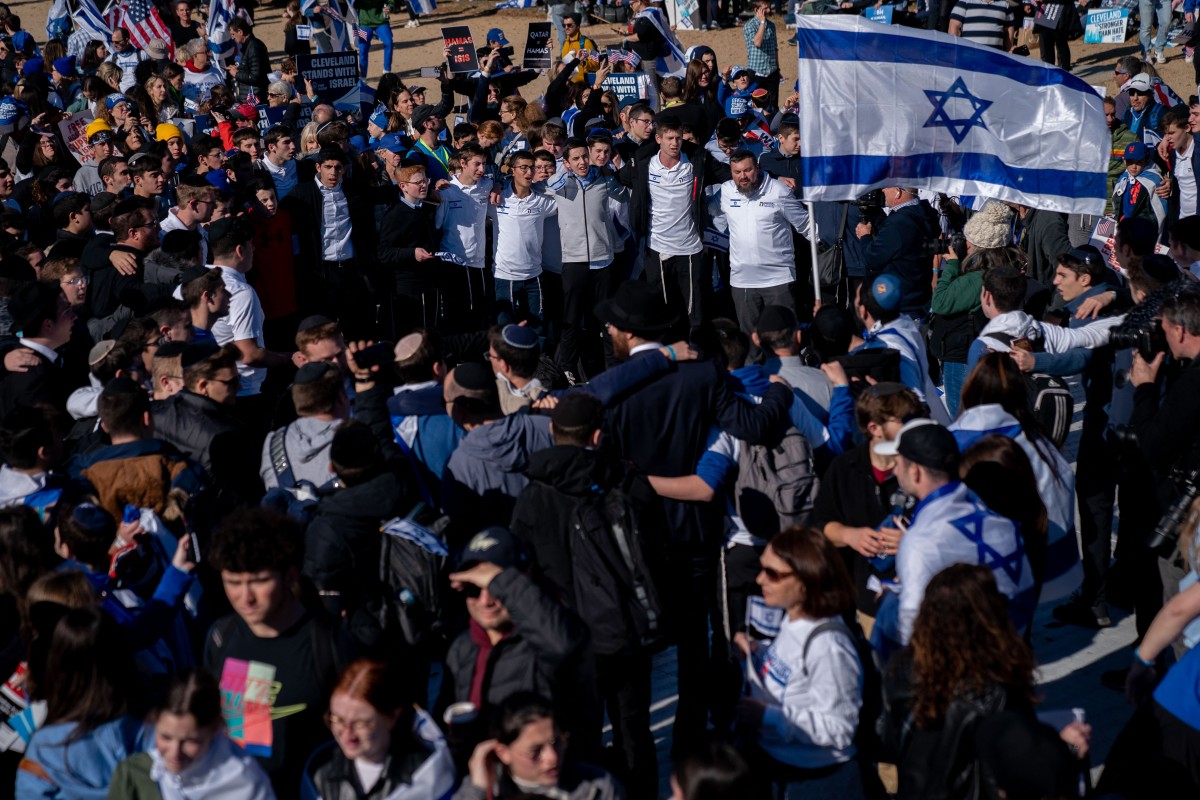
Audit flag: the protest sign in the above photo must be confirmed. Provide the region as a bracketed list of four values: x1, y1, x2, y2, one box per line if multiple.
[296, 52, 361, 111]
[1084, 8, 1129, 44]
[523, 22, 553, 69]
[863, 5, 893, 24]
[601, 73, 642, 102]
[1034, 2, 1064, 30]
[442, 26, 479, 74]
[1090, 215, 1169, 273]
[58, 111, 95, 165]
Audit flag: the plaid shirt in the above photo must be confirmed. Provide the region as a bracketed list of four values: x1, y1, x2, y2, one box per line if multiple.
[743, 18, 778, 75]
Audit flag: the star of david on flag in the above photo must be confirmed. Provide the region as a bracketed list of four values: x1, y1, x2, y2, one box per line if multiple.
[793, 16, 1109, 216]
[949, 508, 1025, 586]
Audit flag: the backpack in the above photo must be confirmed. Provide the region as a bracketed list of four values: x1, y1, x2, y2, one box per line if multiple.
[567, 478, 667, 656]
[733, 427, 820, 538]
[1027, 372, 1073, 449]
[377, 504, 451, 650]
[802, 618, 884, 763]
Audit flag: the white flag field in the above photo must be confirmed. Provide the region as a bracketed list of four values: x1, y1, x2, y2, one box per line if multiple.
[795, 16, 1109, 216]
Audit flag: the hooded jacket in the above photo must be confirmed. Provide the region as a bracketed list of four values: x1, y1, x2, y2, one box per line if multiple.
[966, 310, 1123, 375]
[70, 437, 207, 520]
[260, 417, 343, 491]
[442, 411, 553, 529]
[107, 733, 274, 800]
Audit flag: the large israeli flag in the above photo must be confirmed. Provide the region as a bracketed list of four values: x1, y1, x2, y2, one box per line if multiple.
[208, 0, 237, 64]
[795, 16, 1108, 216]
[72, 0, 113, 45]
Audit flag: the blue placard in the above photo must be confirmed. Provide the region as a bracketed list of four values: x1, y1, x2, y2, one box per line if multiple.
[863, 5, 894, 24]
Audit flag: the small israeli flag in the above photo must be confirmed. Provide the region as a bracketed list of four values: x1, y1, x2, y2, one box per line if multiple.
[412, 0, 437, 15]
[495, 0, 538, 7]
[45, 0, 69, 42]
[795, 16, 1108, 216]
[72, 0, 113, 45]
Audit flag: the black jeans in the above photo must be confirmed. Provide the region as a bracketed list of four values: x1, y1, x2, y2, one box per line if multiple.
[557, 262, 615, 377]
[645, 249, 706, 333]
[666, 543, 726, 756]
[439, 264, 491, 334]
[596, 651, 657, 799]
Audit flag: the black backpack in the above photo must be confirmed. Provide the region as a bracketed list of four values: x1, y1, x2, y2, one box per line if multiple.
[1026, 372, 1073, 449]
[802, 618, 885, 763]
[567, 477, 667, 657]
[376, 504, 451, 650]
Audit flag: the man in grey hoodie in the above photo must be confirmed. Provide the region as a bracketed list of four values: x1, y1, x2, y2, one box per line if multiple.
[441, 362, 553, 534]
[259, 361, 348, 492]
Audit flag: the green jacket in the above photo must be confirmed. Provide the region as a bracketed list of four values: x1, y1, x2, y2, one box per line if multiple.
[356, 0, 394, 28]
[107, 753, 161, 799]
[1108, 122, 1137, 216]
[931, 257, 983, 316]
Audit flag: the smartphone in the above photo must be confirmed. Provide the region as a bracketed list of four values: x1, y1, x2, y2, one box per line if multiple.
[419, 66, 441, 78]
[188, 532, 201, 564]
[354, 341, 394, 369]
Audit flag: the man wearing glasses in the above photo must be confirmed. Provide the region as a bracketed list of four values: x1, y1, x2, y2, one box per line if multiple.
[107, 27, 146, 93]
[378, 165, 441, 333]
[614, 100, 654, 165]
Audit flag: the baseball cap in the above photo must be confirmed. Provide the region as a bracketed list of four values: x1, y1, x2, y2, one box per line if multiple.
[868, 273, 903, 312]
[0, 95, 26, 128]
[145, 38, 168, 60]
[410, 104, 437, 131]
[104, 93, 129, 111]
[459, 526, 525, 570]
[376, 132, 406, 154]
[873, 418, 960, 473]
[1126, 73, 1152, 93]
[1123, 141, 1147, 161]
[486, 28, 510, 46]
[730, 64, 750, 79]
[232, 103, 258, 121]
[87, 127, 114, 145]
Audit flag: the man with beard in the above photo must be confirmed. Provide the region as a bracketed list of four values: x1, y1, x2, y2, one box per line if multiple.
[718, 150, 810, 335]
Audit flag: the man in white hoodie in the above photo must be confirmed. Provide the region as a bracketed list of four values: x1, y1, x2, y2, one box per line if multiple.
[967, 264, 1123, 374]
[259, 360, 348, 492]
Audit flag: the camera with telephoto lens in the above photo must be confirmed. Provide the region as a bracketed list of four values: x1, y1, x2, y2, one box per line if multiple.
[1107, 278, 1199, 361]
[856, 189, 885, 220]
[1146, 466, 1200, 557]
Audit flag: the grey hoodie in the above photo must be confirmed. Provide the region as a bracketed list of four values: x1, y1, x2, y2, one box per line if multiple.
[443, 412, 553, 517]
[259, 417, 344, 490]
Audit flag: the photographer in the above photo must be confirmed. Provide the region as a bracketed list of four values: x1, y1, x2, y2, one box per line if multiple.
[1128, 284, 1200, 643]
[854, 186, 938, 318]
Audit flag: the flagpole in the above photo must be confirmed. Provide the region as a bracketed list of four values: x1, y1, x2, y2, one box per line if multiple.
[806, 201, 820, 307]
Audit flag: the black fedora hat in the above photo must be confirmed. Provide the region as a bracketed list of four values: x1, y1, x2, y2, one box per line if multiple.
[595, 282, 676, 337]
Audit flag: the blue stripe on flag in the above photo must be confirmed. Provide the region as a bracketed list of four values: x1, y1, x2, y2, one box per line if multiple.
[802, 151, 1107, 201]
[796, 26, 1096, 96]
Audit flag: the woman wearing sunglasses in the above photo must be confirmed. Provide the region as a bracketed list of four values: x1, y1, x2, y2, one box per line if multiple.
[735, 526, 871, 799]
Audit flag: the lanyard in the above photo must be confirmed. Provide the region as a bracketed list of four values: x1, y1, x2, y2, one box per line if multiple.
[416, 140, 449, 173]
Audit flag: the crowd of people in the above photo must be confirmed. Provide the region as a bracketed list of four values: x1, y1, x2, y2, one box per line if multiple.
[0, 0, 1198, 798]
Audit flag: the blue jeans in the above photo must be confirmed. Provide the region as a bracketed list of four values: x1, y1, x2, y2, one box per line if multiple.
[357, 22, 393, 77]
[941, 359, 967, 419]
[495, 275, 544, 336]
[1139, 0, 1171, 56]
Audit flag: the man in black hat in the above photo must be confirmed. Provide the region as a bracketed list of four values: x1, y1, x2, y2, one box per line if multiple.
[874, 418, 1034, 646]
[596, 280, 794, 754]
[0, 280, 77, 416]
[443, 526, 592, 749]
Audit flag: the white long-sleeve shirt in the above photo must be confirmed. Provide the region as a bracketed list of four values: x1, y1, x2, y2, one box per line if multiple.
[436, 176, 493, 269]
[718, 174, 810, 289]
[748, 614, 862, 768]
[488, 187, 558, 281]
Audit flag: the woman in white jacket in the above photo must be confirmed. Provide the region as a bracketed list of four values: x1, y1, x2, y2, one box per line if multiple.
[736, 526, 868, 799]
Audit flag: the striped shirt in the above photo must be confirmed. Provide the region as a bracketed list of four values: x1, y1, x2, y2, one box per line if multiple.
[950, 0, 1013, 49]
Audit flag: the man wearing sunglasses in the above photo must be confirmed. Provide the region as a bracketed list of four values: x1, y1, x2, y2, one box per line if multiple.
[1122, 73, 1166, 145]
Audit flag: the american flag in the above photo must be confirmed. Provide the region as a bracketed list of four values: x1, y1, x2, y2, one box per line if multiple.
[606, 50, 641, 68]
[110, 0, 174, 59]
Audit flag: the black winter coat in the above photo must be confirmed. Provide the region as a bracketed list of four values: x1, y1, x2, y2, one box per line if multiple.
[862, 201, 938, 315]
[303, 469, 416, 651]
[150, 390, 263, 506]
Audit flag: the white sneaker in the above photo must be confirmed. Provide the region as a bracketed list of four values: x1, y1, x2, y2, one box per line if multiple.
[1187, 47, 1195, 63]
[405, 18, 420, 27]
[1155, 50, 1167, 64]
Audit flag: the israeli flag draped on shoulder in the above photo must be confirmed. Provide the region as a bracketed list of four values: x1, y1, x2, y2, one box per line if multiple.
[73, 0, 113, 46]
[795, 16, 1108, 216]
[636, 7, 686, 77]
[208, 0, 238, 64]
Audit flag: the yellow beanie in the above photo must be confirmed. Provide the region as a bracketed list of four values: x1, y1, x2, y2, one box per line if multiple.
[84, 118, 111, 139]
[156, 123, 184, 142]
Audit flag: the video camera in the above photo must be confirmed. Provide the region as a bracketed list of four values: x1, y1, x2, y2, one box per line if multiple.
[1109, 278, 1197, 362]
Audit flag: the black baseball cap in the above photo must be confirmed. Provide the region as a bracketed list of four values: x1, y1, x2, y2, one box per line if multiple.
[458, 526, 525, 570]
[873, 418, 960, 473]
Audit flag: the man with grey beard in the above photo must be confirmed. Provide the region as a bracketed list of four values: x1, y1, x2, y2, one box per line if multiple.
[717, 149, 810, 335]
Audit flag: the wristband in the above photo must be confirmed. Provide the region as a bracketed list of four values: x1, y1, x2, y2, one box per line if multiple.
[1133, 648, 1155, 668]
[665, 345, 677, 362]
